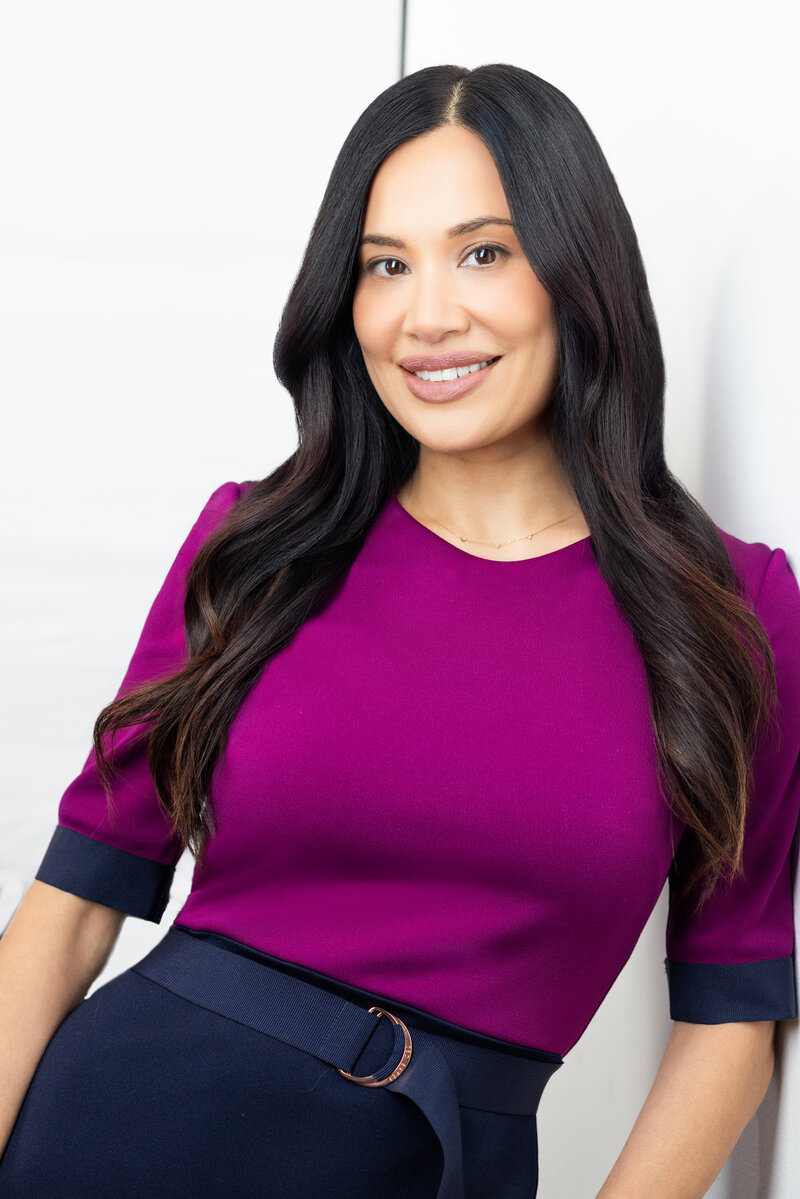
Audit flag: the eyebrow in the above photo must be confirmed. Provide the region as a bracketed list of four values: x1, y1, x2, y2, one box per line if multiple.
[357, 216, 515, 250]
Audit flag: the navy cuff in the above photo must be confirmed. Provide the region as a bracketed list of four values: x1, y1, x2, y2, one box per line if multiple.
[664, 955, 798, 1023]
[35, 825, 175, 922]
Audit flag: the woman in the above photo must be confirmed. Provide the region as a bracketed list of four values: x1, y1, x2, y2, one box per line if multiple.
[1, 62, 797, 1198]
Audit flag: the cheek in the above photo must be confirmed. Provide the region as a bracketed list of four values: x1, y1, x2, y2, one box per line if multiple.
[509, 282, 555, 341]
[351, 291, 367, 345]
[352, 287, 390, 359]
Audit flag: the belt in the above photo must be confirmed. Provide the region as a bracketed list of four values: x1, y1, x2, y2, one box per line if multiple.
[131, 927, 561, 1199]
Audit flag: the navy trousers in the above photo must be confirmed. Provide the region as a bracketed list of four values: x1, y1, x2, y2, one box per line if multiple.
[0, 927, 562, 1197]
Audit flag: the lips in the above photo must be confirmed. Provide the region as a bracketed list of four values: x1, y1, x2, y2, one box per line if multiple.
[399, 352, 502, 373]
[401, 353, 501, 403]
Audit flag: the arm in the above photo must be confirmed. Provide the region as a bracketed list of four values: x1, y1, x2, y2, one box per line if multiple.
[0, 880, 125, 1159]
[595, 1018, 776, 1198]
[618, 547, 799, 1196]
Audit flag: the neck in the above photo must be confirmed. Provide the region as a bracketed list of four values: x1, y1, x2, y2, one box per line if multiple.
[396, 439, 588, 548]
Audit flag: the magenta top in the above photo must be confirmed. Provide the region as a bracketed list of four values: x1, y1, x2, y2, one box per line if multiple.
[35, 481, 800, 1057]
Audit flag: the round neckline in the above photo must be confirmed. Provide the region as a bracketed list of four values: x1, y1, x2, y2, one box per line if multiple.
[388, 494, 592, 566]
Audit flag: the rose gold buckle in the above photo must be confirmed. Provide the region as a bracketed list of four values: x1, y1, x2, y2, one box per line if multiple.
[337, 1007, 413, 1087]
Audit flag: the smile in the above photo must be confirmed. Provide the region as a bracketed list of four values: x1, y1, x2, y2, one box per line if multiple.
[413, 357, 499, 382]
[401, 355, 502, 404]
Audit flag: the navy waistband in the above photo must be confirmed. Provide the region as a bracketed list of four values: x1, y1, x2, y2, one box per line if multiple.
[175, 924, 563, 1064]
[131, 926, 562, 1199]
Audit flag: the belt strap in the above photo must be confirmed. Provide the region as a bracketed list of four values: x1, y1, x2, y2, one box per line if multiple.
[131, 927, 560, 1199]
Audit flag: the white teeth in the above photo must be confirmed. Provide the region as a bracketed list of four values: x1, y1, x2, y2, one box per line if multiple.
[414, 359, 492, 381]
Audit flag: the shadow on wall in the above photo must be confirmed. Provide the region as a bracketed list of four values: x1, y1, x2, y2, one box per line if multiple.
[536, 888, 672, 1196]
[702, 180, 800, 560]
[701, 180, 800, 1199]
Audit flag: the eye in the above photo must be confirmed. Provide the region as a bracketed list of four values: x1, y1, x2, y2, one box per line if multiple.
[364, 242, 509, 278]
[367, 257, 407, 278]
[464, 244, 508, 268]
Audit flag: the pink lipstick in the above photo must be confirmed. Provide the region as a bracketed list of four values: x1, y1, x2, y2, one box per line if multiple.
[401, 356, 501, 403]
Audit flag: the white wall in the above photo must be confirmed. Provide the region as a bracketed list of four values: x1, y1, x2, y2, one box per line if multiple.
[0, 0, 400, 966]
[2, 3, 797, 1195]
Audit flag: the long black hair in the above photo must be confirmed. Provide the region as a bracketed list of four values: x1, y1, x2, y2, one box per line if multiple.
[94, 63, 777, 908]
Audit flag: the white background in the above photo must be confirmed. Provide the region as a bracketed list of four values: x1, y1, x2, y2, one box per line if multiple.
[1, 3, 798, 1194]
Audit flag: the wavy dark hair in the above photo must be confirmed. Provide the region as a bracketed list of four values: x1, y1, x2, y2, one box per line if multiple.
[93, 62, 777, 909]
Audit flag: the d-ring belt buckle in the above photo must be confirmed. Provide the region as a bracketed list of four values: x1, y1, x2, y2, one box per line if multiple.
[337, 1006, 413, 1086]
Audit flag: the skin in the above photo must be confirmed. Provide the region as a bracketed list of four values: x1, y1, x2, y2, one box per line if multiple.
[351, 122, 590, 561]
[351, 122, 778, 1195]
[0, 881, 126, 1161]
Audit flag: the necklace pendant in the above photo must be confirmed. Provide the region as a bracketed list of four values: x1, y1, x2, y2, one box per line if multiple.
[460, 536, 468, 542]
[527, 533, 533, 539]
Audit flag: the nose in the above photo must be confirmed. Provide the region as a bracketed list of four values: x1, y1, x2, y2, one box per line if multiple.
[400, 266, 470, 342]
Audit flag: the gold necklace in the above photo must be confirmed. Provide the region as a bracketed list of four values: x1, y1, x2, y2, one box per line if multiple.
[415, 506, 584, 549]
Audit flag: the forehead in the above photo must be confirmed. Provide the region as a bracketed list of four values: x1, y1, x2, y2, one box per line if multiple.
[361, 126, 510, 236]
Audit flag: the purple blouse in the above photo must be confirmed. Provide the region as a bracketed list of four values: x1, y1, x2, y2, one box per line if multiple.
[35, 481, 800, 1057]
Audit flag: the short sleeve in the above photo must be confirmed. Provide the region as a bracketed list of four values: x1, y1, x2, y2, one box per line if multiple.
[34, 480, 245, 921]
[664, 545, 800, 1022]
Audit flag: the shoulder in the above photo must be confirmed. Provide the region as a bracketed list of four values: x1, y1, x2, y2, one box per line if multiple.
[714, 523, 799, 616]
[173, 479, 254, 568]
[196, 478, 258, 525]
[716, 524, 800, 741]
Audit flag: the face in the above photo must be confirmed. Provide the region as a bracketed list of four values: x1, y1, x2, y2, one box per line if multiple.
[351, 124, 560, 460]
